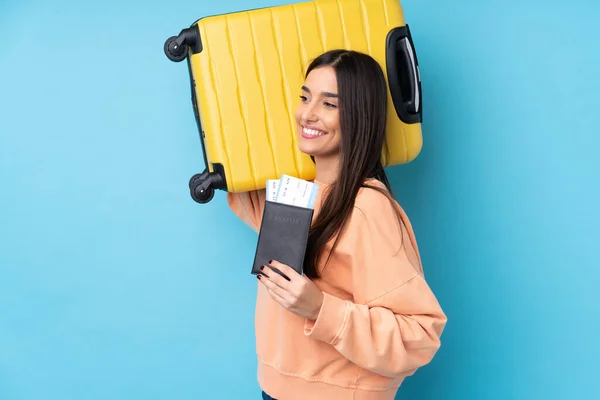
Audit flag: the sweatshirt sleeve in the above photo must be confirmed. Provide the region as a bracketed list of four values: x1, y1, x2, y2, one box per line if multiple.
[304, 196, 447, 378]
[226, 190, 266, 233]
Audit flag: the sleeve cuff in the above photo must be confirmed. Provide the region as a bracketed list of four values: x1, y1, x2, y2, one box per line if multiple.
[304, 292, 349, 344]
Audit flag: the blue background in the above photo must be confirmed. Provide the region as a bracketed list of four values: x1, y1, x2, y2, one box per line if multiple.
[1, 0, 598, 399]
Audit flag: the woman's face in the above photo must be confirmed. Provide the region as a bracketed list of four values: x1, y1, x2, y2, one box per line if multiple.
[294, 66, 342, 159]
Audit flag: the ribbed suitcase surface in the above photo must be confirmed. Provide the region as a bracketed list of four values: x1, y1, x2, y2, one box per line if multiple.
[185, 0, 422, 194]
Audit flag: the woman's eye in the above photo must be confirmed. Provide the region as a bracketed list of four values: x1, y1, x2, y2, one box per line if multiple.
[299, 95, 308, 102]
[324, 102, 337, 108]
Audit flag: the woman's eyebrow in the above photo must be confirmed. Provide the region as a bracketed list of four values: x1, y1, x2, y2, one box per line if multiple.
[301, 86, 338, 98]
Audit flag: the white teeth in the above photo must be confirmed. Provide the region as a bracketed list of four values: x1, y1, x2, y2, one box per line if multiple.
[303, 127, 326, 136]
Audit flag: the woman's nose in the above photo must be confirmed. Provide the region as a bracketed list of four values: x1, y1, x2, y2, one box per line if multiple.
[301, 103, 318, 123]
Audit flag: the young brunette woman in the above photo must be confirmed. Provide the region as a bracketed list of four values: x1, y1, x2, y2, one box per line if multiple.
[227, 49, 447, 400]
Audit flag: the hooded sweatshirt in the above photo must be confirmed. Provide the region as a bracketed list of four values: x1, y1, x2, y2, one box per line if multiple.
[227, 178, 447, 400]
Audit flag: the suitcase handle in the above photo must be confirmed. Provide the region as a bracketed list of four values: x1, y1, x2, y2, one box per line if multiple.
[386, 25, 422, 124]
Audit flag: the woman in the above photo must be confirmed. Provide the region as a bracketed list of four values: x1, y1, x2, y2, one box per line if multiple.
[227, 49, 447, 400]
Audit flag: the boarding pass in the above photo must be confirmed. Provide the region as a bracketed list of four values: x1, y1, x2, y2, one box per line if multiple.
[266, 174, 318, 209]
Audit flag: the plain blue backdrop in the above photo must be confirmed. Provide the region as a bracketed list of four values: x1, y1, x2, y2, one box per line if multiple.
[1, 0, 598, 399]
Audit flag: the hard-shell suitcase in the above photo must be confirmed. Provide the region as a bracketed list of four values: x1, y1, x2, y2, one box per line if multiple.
[164, 0, 423, 204]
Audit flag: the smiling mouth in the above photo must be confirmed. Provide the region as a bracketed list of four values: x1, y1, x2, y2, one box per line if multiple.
[302, 126, 327, 137]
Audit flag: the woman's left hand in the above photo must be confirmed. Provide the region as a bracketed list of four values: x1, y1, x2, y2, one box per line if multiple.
[257, 260, 324, 321]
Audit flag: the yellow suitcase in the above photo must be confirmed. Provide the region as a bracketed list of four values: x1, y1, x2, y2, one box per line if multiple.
[164, 0, 422, 203]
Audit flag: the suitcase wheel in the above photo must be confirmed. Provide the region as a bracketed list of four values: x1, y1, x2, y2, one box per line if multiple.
[164, 36, 188, 62]
[188, 169, 224, 204]
[191, 184, 214, 203]
[189, 173, 214, 203]
[164, 27, 202, 63]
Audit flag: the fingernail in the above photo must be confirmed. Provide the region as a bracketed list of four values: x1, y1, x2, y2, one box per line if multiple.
[260, 266, 264, 271]
[257, 274, 262, 279]
[268, 260, 273, 264]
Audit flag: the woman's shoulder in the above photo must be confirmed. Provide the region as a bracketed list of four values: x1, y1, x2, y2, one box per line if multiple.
[333, 179, 415, 262]
[354, 178, 401, 214]
[349, 179, 421, 267]
[351, 178, 411, 239]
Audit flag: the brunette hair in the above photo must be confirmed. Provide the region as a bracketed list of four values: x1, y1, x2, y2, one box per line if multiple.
[303, 49, 404, 279]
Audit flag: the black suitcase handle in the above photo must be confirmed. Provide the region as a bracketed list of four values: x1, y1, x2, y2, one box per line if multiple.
[386, 25, 422, 124]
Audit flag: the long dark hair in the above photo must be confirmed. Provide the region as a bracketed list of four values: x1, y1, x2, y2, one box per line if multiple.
[303, 49, 404, 279]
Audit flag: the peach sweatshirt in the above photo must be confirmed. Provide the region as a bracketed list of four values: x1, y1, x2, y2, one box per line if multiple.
[227, 178, 446, 400]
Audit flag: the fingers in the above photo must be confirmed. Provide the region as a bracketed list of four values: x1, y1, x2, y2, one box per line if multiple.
[257, 272, 287, 299]
[268, 260, 300, 281]
[261, 263, 292, 287]
[256, 260, 303, 312]
[266, 286, 288, 307]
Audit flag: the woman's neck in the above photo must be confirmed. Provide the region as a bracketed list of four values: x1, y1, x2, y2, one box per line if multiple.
[313, 155, 340, 185]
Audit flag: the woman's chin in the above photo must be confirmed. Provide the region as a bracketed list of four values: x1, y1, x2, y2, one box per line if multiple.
[298, 140, 319, 156]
